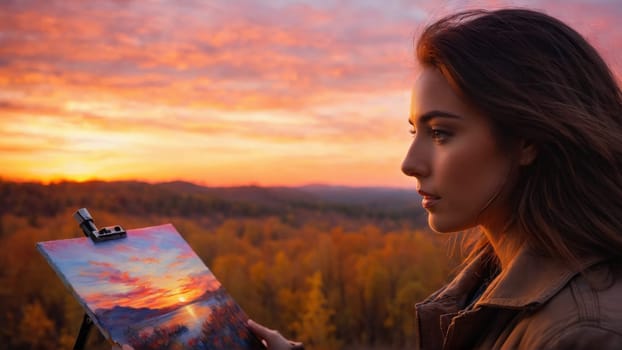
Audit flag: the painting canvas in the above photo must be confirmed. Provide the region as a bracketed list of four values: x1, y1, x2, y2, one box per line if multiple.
[37, 223, 264, 350]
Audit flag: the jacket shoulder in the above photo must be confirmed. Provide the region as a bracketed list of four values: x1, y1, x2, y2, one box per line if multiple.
[512, 262, 622, 349]
[542, 324, 622, 349]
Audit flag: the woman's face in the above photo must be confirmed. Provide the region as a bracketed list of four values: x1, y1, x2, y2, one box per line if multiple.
[402, 67, 513, 233]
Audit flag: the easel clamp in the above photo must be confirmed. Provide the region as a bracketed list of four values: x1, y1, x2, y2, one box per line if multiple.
[74, 208, 127, 242]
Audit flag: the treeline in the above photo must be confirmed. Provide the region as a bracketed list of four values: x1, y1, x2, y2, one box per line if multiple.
[0, 181, 456, 350]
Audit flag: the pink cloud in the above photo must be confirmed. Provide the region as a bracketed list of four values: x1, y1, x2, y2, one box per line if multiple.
[129, 256, 160, 264]
[3, 0, 617, 112]
[89, 260, 115, 268]
[80, 262, 140, 285]
[0, 0, 415, 111]
[176, 250, 195, 260]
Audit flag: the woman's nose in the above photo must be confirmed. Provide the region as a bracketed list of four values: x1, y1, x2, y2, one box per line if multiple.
[401, 140, 429, 178]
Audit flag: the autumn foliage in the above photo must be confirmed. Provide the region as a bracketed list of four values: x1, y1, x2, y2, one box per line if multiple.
[0, 180, 456, 349]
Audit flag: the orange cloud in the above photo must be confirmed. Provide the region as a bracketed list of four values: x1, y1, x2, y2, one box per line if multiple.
[85, 282, 170, 310]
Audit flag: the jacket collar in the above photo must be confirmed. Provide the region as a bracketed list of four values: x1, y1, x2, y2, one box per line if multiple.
[414, 249, 496, 350]
[475, 244, 603, 309]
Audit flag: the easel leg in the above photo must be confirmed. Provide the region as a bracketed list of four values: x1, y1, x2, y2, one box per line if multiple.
[73, 313, 93, 350]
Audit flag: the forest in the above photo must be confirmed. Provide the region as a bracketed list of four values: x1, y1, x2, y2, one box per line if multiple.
[0, 180, 459, 350]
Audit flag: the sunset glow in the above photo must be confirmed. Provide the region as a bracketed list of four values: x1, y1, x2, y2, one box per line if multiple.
[2, 0, 620, 187]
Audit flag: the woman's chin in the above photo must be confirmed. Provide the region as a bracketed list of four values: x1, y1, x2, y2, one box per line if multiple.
[428, 216, 468, 234]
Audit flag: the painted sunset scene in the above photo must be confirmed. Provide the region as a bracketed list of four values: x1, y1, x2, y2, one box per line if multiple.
[37, 224, 264, 350]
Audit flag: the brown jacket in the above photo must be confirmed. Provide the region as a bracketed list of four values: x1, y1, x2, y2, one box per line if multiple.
[414, 246, 622, 349]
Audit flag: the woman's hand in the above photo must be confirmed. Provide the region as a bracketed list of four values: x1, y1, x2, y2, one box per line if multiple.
[247, 319, 304, 350]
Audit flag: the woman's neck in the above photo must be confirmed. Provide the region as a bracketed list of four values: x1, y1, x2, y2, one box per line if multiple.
[481, 224, 525, 271]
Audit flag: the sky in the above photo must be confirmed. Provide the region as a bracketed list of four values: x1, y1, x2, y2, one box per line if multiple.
[1, 0, 621, 187]
[38, 224, 221, 311]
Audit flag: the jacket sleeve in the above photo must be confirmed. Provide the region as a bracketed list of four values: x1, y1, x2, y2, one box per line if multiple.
[543, 324, 622, 349]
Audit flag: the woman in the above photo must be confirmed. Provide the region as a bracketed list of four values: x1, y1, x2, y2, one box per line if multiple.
[249, 8, 622, 349]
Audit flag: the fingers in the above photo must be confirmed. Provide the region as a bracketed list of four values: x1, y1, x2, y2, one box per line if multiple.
[247, 319, 304, 350]
[289, 340, 305, 350]
[247, 319, 279, 340]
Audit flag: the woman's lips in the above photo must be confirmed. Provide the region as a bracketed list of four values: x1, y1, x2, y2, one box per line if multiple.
[421, 196, 440, 209]
[418, 190, 441, 209]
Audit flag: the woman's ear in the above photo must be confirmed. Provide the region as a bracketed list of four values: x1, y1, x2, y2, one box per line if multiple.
[518, 140, 538, 166]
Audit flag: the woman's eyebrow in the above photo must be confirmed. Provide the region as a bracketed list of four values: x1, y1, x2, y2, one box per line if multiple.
[410, 110, 464, 125]
[419, 110, 463, 123]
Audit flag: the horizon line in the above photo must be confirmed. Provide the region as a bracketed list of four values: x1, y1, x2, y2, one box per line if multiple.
[0, 176, 415, 190]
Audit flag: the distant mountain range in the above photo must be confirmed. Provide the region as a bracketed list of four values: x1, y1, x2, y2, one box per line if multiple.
[95, 303, 177, 331]
[0, 180, 427, 226]
[157, 181, 421, 209]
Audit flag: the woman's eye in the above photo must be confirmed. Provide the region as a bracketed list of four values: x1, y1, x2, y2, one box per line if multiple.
[430, 129, 451, 143]
[409, 128, 416, 136]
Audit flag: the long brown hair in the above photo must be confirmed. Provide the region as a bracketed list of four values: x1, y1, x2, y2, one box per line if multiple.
[416, 9, 622, 267]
